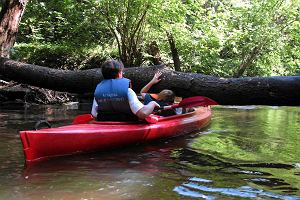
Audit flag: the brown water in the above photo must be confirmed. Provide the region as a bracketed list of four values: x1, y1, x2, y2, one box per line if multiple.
[0, 103, 299, 200]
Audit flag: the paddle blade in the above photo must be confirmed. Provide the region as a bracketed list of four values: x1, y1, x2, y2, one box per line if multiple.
[175, 96, 218, 108]
[73, 114, 94, 124]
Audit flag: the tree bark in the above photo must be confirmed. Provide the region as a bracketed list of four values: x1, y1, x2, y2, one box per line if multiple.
[147, 41, 163, 65]
[166, 31, 181, 71]
[0, 0, 28, 58]
[234, 44, 263, 78]
[102, 1, 149, 67]
[1, 57, 300, 106]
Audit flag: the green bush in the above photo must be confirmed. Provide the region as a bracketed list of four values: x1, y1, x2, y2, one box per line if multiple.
[11, 43, 119, 70]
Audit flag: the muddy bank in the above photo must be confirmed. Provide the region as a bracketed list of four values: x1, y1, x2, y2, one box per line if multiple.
[0, 80, 90, 105]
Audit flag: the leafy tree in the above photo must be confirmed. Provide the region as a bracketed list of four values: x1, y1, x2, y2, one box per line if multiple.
[228, 0, 300, 77]
[16, 0, 114, 69]
[96, 0, 154, 67]
[12, 0, 300, 77]
[19, 0, 109, 46]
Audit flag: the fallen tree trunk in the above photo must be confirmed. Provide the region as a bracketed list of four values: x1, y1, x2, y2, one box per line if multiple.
[1, 57, 300, 106]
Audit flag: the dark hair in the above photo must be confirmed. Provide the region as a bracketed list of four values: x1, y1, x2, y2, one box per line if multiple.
[101, 59, 124, 79]
[158, 89, 175, 104]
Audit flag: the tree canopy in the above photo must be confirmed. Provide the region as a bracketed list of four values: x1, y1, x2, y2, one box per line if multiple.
[5, 0, 300, 77]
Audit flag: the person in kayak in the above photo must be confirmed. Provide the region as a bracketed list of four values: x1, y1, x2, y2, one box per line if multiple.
[91, 59, 160, 121]
[140, 71, 177, 116]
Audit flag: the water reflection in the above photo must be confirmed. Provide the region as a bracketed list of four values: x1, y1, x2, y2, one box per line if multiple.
[21, 139, 189, 200]
[0, 105, 299, 199]
[178, 106, 300, 199]
[174, 178, 300, 199]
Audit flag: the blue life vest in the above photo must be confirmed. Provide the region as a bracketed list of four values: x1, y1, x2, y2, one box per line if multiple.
[94, 78, 137, 121]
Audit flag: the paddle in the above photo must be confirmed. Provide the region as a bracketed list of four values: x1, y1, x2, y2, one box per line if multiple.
[159, 96, 218, 110]
[72, 96, 218, 124]
[72, 114, 94, 124]
[148, 96, 217, 124]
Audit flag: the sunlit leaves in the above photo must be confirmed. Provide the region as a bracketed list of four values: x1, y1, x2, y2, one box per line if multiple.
[16, 0, 300, 75]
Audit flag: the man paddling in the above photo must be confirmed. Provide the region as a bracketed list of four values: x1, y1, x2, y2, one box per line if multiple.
[91, 59, 160, 121]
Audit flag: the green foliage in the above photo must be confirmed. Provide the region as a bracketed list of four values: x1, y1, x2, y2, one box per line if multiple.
[96, 0, 153, 67]
[15, 0, 300, 76]
[19, 0, 110, 46]
[11, 43, 118, 69]
[221, 0, 300, 77]
[190, 106, 300, 190]
[11, 43, 83, 69]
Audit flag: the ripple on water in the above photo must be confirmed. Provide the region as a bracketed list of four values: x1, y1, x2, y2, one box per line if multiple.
[173, 177, 300, 199]
[223, 105, 258, 110]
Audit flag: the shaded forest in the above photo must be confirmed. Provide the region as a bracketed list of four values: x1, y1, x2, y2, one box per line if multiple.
[0, 0, 300, 105]
[0, 0, 296, 76]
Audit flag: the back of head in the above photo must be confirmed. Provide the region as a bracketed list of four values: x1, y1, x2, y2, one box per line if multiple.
[158, 89, 175, 104]
[101, 59, 124, 79]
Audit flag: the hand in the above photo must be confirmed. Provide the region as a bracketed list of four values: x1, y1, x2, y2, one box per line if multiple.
[150, 71, 162, 84]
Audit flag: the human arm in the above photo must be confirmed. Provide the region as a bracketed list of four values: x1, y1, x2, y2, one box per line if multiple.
[135, 101, 160, 119]
[128, 88, 160, 119]
[140, 71, 162, 98]
[91, 98, 98, 118]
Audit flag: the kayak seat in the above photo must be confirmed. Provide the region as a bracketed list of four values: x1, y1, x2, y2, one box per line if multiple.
[154, 107, 195, 117]
[96, 111, 139, 122]
[154, 109, 177, 117]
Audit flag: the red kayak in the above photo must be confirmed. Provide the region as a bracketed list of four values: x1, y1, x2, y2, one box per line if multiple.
[20, 106, 212, 162]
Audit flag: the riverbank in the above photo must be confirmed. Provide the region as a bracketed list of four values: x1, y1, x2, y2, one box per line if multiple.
[0, 79, 85, 105]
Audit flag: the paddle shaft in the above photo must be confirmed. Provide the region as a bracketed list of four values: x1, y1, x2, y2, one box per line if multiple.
[159, 96, 218, 110]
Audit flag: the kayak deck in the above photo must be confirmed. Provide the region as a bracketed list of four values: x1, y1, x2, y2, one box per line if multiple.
[20, 106, 212, 162]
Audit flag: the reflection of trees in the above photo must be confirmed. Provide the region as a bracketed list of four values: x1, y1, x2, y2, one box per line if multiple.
[171, 147, 299, 195]
[197, 107, 300, 164]
[216, 108, 269, 154]
[171, 148, 294, 170]
[188, 106, 300, 195]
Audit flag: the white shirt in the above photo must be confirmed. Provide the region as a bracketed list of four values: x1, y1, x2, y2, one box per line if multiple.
[91, 88, 144, 117]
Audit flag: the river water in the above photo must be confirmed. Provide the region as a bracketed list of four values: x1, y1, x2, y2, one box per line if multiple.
[0, 103, 299, 200]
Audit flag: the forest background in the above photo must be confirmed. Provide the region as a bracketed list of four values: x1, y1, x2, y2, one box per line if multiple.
[4, 0, 300, 78]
